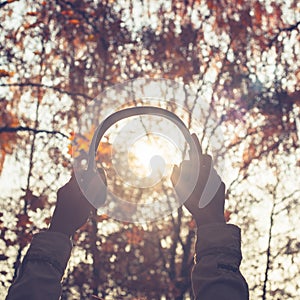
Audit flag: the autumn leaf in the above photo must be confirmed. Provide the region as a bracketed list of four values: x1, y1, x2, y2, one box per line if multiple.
[224, 210, 231, 222]
[242, 143, 256, 164]
[16, 231, 32, 248]
[101, 240, 114, 252]
[187, 219, 196, 230]
[68, 19, 80, 25]
[96, 214, 109, 222]
[125, 226, 144, 245]
[44, 217, 51, 226]
[87, 34, 96, 41]
[23, 190, 47, 211]
[16, 214, 33, 228]
[254, 2, 263, 26]
[0, 69, 13, 77]
[26, 11, 38, 16]
[61, 10, 74, 16]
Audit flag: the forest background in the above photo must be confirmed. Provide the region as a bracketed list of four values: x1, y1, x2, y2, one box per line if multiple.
[0, 0, 300, 299]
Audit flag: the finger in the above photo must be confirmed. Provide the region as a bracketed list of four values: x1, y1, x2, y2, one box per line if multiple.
[198, 163, 222, 208]
[189, 133, 202, 164]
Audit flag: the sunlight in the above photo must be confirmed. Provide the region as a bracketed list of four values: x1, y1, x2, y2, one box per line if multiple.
[128, 135, 179, 181]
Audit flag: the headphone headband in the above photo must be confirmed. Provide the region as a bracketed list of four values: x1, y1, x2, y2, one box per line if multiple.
[88, 106, 196, 171]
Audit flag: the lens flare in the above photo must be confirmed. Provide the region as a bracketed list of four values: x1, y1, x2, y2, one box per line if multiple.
[128, 135, 178, 180]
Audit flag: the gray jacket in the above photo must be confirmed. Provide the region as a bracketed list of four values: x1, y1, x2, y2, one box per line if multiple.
[6, 223, 249, 299]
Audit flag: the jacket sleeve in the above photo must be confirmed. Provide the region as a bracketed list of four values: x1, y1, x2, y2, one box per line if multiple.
[191, 223, 249, 300]
[6, 231, 72, 300]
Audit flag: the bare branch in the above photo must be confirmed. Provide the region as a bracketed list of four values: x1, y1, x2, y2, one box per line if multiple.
[0, 82, 94, 101]
[268, 21, 300, 47]
[0, 0, 19, 9]
[0, 126, 69, 138]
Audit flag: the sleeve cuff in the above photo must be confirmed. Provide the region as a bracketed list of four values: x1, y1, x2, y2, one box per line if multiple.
[195, 223, 242, 264]
[24, 231, 73, 276]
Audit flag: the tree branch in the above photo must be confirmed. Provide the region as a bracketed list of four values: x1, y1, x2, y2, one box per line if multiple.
[0, 0, 19, 9]
[0, 82, 94, 101]
[0, 126, 69, 138]
[268, 21, 300, 47]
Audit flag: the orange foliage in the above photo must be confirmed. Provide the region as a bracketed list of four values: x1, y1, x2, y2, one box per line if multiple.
[0, 109, 19, 173]
[0, 69, 14, 77]
[125, 226, 144, 245]
[68, 19, 80, 25]
[69, 128, 112, 166]
[26, 11, 38, 17]
[224, 210, 231, 222]
[16, 214, 33, 228]
[23, 190, 47, 212]
[242, 144, 257, 165]
[61, 10, 74, 16]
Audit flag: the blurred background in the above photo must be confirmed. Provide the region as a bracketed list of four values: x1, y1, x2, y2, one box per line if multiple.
[0, 0, 299, 299]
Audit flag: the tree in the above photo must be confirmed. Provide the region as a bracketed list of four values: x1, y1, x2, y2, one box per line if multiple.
[0, 0, 299, 299]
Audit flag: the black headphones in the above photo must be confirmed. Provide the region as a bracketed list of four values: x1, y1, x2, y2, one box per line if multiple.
[87, 106, 197, 173]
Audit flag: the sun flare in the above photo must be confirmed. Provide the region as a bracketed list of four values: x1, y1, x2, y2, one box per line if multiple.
[128, 135, 180, 180]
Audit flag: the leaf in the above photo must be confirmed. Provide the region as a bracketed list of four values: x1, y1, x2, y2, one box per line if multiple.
[254, 2, 263, 26]
[33, 50, 41, 55]
[24, 191, 47, 212]
[61, 10, 74, 16]
[97, 141, 112, 160]
[126, 226, 144, 245]
[224, 210, 231, 222]
[87, 34, 96, 41]
[16, 214, 33, 228]
[242, 143, 256, 164]
[68, 19, 80, 25]
[187, 219, 196, 229]
[101, 240, 114, 252]
[44, 217, 51, 226]
[96, 214, 109, 222]
[207, 0, 216, 10]
[16, 231, 32, 247]
[26, 11, 38, 16]
[0, 69, 13, 77]
[0, 150, 5, 175]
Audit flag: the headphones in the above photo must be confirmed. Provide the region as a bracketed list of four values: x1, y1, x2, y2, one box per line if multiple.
[87, 106, 197, 173]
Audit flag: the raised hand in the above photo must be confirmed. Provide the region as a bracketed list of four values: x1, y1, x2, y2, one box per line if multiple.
[171, 134, 225, 226]
[49, 168, 107, 237]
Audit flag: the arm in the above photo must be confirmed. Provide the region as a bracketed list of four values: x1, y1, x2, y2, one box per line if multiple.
[192, 223, 248, 299]
[6, 169, 106, 300]
[172, 134, 249, 300]
[6, 232, 72, 300]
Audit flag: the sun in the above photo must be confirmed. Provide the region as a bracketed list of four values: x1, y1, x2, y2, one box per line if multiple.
[128, 134, 180, 181]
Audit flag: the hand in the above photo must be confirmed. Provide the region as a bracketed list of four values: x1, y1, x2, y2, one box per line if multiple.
[49, 168, 107, 237]
[171, 134, 225, 227]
